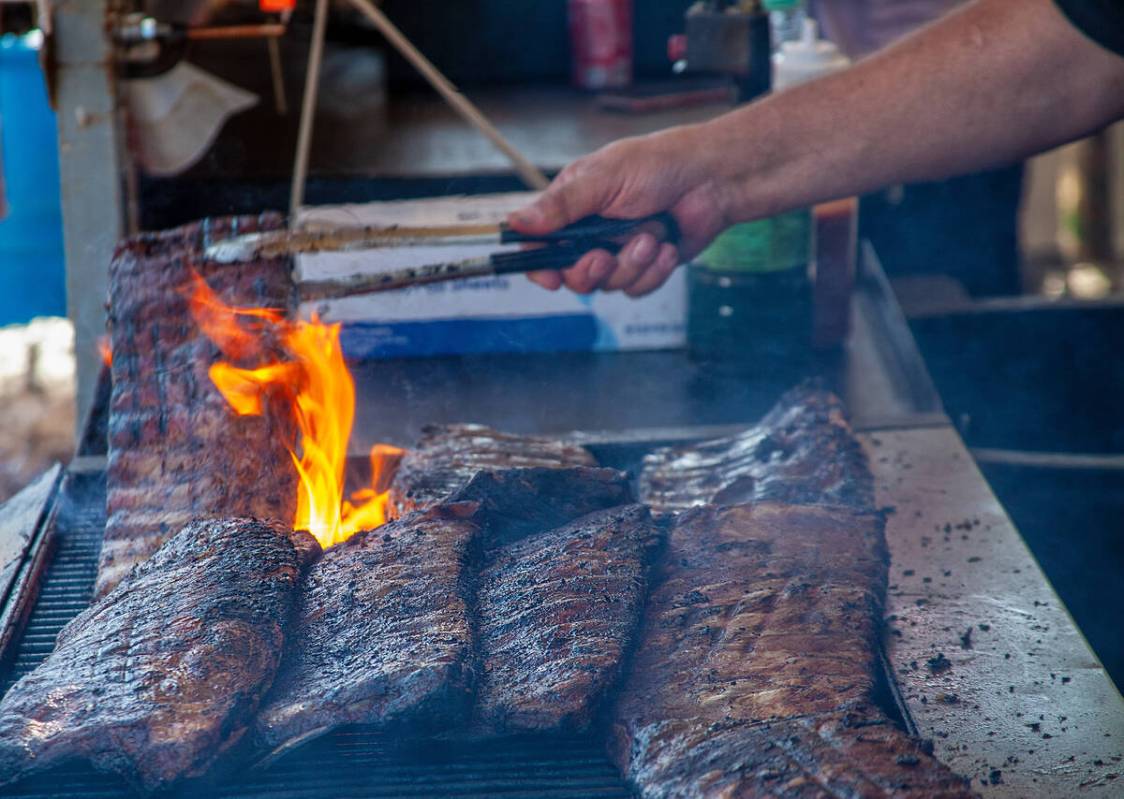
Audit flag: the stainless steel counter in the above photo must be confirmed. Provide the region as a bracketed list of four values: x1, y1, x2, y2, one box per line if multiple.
[868, 426, 1123, 797]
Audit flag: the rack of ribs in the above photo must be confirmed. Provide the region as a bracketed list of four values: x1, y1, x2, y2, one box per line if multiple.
[101, 214, 298, 598]
[474, 504, 665, 734]
[254, 503, 481, 759]
[609, 503, 976, 798]
[257, 466, 636, 757]
[446, 465, 634, 544]
[0, 518, 316, 793]
[390, 423, 598, 513]
[638, 383, 874, 514]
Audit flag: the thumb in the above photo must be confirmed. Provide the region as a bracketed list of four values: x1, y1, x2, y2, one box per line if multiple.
[507, 169, 606, 234]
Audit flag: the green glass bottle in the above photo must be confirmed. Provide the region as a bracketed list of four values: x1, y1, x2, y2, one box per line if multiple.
[686, 210, 814, 371]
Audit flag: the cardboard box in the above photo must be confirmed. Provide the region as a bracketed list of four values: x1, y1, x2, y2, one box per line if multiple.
[296, 192, 686, 359]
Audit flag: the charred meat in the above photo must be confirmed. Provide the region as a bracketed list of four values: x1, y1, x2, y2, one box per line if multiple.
[0, 518, 312, 794]
[475, 505, 664, 734]
[612, 504, 887, 729]
[255, 503, 479, 759]
[638, 383, 874, 513]
[102, 214, 297, 597]
[448, 466, 634, 546]
[622, 712, 977, 799]
[610, 503, 974, 798]
[390, 423, 597, 513]
[257, 466, 633, 756]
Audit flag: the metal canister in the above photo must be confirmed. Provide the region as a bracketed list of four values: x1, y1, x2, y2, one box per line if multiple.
[568, 0, 632, 90]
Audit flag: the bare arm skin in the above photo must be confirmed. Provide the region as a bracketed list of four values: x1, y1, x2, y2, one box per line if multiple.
[510, 0, 1124, 296]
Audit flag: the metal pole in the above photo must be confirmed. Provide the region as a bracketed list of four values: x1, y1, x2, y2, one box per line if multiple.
[288, 0, 329, 224]
[55, 0, 124, 433]
[345, 0, 549, 191]
[266, 35, 288, 116]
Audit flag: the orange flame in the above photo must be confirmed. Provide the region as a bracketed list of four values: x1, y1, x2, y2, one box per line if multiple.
[97, 336, 113, 367]
[185, 273, 403, 549]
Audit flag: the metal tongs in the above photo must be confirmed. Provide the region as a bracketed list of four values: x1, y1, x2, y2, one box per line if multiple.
[205, 213, 679, 301]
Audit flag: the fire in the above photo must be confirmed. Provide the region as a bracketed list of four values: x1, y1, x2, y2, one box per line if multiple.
[185, 272, 403, 549]
[97, 336, 113, 367]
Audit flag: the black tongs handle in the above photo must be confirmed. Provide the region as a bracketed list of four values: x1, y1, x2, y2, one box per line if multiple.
[489, 242, 617, 274]
[499, 212, 680, 247]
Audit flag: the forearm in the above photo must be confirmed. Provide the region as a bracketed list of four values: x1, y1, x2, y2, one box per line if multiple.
[693, 0, 1124, 222]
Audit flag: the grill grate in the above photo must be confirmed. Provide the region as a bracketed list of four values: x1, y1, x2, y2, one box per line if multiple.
[1, 472, 106, 691]
[0, 471, 633, 799]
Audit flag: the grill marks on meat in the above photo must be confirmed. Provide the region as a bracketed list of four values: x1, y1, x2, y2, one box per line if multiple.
[0, 518, 312, 794]
[613, 504, 887, 729]
[256, 468, 634, 755]
[475, 505, 664, 734]
[390, 424, 597, 513]
[639, 384, 874, 513]
[610, 503, 974, 798]
[102, 214, 297, 598]
[255, 503, 480, 758]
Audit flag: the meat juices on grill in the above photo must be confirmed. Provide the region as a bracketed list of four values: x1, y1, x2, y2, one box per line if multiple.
[0, 518, 314, 794]
[447, 466, 634, 545]
[102, 214, 297, 597]
[639, 383, 874, 513]
[474, 505, 664, 734]
[390, 423, 597, 513]
[610, 503, 975, 798]
[255, 503, 480, 759]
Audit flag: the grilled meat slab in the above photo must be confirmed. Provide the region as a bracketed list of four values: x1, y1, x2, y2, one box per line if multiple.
[0, 518, 312, 794]
[102, 214, 297, 597]
[475, 505, 664, 734]
[624, 713, 976, 799]
[613, 504, 887, 729]
[390, 423, 597, 513]
[639, 384, 874, 513]
[255, 503, 479, 758]
[448, 466, 634, 546]
[610, 503, 974, 798]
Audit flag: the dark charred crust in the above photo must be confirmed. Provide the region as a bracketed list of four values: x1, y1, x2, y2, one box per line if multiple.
[0, 518, 302, 793]
[449, 466, 634, 547]
[639, 383, 875, 513]
[474, 504, 664, 734]
[288, 530, 323, 569]
[609, 503, 975, 798]
[102, 214, 298, 598]
[389, 424, 598, 514]
[254, 504, 482, 756]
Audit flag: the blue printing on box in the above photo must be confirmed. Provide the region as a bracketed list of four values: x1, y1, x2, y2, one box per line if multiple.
[340, 315, 598, 360]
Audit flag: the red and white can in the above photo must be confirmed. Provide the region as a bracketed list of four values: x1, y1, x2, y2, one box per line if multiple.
[568, 0, 632, 90]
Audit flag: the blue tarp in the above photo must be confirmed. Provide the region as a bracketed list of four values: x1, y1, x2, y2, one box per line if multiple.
[0, 32, 65, 325]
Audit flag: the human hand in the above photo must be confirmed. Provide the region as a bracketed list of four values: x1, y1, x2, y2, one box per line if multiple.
[506, 126, 732, 296]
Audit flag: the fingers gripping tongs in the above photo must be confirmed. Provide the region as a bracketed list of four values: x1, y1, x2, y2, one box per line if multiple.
[205, 213, 679, 301]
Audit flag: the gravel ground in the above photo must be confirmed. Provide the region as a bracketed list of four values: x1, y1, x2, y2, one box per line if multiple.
[0, 318, 76, 503]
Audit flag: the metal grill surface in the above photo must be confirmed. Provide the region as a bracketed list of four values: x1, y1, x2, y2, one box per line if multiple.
[0, 471, 633, 799]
